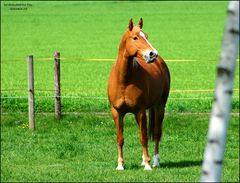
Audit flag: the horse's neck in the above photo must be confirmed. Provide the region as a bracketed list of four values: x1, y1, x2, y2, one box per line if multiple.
[115, 49, 133, 84]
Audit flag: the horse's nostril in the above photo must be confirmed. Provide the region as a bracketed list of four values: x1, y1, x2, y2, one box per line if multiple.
[149, 51, 154, 57]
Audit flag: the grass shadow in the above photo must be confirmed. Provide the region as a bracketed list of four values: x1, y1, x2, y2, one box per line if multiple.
[123, 160, 202, 170]
[126, 164, 142, 170]
[160, 160, 202, 168]
[125, 160, 202, 170]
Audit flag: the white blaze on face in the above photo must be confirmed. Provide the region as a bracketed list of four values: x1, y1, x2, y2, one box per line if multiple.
[139, 31, 158, 63]
[139, 31, 158, 54]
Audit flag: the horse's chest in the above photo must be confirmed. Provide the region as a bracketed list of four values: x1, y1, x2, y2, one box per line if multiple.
[113, 85, 143, 110]
[125, 85, 142, 104]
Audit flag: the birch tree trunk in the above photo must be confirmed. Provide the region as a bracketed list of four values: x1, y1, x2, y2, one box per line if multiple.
[200, 1, 239, 182]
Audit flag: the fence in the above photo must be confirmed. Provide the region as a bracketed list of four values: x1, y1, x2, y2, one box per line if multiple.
[1, 53, 239, 129]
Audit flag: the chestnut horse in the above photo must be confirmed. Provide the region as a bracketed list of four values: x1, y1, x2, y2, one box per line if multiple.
[108, 18, 170, 170]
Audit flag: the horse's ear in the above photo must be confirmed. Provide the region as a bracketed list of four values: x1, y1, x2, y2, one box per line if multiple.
[128, 18, 133, 31]
[139, 18, 143, 29]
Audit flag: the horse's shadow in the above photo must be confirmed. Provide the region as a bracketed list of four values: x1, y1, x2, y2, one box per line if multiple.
[160, 160, 202, 168]
[128, 160, 202, 170]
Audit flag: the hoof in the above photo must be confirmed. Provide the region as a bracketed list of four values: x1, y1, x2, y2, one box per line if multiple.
[152, 162, 160, 168]
[144, 164, 152, 170]
[116, 164, 124, 170]
[152, 154, 160, 168]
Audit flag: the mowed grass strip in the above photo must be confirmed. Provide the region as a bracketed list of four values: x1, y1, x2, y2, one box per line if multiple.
[1, 113, 239, 182]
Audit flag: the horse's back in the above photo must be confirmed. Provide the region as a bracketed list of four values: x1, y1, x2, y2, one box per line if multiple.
[156, 57, 170, 106]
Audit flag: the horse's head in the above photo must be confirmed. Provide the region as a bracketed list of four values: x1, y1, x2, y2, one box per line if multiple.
[123, 18, 158, 64]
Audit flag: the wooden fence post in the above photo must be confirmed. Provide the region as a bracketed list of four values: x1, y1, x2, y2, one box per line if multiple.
[27, 55, 35, 130]
[54, 51, 61, 119]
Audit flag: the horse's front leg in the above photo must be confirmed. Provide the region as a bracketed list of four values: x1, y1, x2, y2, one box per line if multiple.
[111, 107, 124, 170]
[136, 109, 152, 170]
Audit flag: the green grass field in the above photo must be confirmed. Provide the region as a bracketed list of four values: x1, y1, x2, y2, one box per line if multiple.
[1, 113, 239, 182]
[1, 1, 239, 182]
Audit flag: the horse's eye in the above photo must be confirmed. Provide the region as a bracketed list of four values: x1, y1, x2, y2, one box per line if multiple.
[133, 36, 138, 40]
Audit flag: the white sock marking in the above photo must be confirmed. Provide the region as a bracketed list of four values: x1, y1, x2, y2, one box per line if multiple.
[152, 154, 160, 167]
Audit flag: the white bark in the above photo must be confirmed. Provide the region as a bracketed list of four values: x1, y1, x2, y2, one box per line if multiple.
[200, 1, 239, 182]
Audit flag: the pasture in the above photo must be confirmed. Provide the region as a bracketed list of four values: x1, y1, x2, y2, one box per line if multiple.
[1, 1, 239, 182]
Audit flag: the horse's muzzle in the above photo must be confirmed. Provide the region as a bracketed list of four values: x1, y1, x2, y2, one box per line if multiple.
[145, 50, 158, 64]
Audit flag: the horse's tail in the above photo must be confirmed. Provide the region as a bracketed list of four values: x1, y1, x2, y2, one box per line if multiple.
[148, 107, 155, 141]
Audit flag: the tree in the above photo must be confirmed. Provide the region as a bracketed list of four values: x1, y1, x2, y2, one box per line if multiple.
[200, 1, 239, 182]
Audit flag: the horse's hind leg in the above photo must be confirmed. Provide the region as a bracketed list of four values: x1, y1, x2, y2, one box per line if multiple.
[136, 109, 151, 170]
[111, 107, 124, 170]
[135, 114, 148, 167]
[135, 109, 151, 170]
[152, 105, 165, 168]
